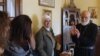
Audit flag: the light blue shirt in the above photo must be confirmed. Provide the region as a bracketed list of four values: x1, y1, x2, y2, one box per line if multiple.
[63, 26, 73, 51]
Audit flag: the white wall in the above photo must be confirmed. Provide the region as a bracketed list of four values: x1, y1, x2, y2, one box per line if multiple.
[21, 0, 99, 35]
[22, 0, 63, 35]
[74, 0, 99, 25]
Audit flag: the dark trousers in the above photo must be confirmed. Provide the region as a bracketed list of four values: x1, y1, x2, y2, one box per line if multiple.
[74, 47, 95, 56]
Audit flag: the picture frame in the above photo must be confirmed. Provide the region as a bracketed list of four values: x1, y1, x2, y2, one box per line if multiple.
[43, 9, 52, 19]
[88, 7, 98, 19]
[39, 0, 55, 8]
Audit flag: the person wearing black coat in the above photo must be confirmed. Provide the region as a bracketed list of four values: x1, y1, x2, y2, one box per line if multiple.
[70, 10, 98, 56]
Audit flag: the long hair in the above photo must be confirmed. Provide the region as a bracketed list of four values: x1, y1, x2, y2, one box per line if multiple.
[0, 11, 10, 49]
[10, 15, 32, 43]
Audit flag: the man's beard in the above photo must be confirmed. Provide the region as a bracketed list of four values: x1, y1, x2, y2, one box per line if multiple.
[81, 20, 90, 26]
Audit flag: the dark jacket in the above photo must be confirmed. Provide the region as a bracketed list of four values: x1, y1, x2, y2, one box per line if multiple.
[71, 22, 98, 56]
[71, 22, 97, 47]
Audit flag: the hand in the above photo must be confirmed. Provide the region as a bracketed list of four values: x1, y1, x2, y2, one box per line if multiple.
[70, 28, 76, 35]
[56, 42, 61, 50]
[70, 27, 80, 38]
[74, 29, 80, 38]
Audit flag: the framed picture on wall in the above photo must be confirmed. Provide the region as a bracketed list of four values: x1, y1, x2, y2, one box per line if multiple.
[39, 0, 55, 8]
[88, 7, 98, 19]
[43, 9, 52, 18]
